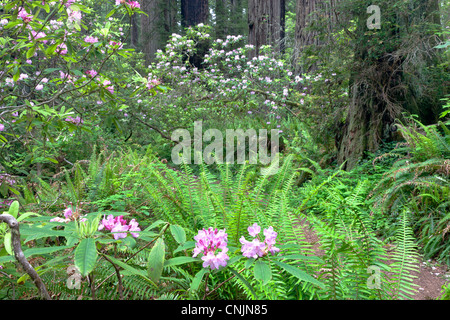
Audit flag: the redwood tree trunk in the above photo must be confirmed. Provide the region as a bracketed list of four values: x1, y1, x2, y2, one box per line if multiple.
[336, 0, 444, 170]
[181, 0, 209, 29]
[248, 0, 285, 57]
[294, 0, 340, 73]
[141, 0, 162, 64]
[295, 0, 319, 51]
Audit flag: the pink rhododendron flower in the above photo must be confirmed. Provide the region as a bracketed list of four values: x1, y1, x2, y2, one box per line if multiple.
[128, 219, 141, 238]
[85, 69, 97, 77]
[240, 237, 266, 259]
[111, 223, 129, 239]
[84, 36, 98, 44]
[109, 41, 122, 48]
[67, 9, 82, 24]
[18, 7, 33, 23]
[65, 0, 77, 8]
[98, 214, 116, 231]
[50, 217, 71, 223]
[65, 116, 84, 125]
[146, 76, 161, 90]
[240, 223, 280, 258]
[30, 30, 47, 43]
[193, 227, 229, 270]
[127, 1, 140, 9]
[64, 207, 73, 219]
[98, 215, 141, 239]
[0, 123, 4, 132]
[247, 223, 261, 237]
[50, 206, 75, 224]
[56, 43, 68, 55]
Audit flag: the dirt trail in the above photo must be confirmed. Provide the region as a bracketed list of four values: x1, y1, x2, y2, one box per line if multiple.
[295, 218, 450, 300]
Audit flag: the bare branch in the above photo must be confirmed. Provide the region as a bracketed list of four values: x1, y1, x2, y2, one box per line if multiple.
[0, 214, 51, 300]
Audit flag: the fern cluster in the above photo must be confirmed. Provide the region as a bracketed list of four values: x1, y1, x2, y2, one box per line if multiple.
[370, 119, 450, 263]
[295, 173, 420, 300]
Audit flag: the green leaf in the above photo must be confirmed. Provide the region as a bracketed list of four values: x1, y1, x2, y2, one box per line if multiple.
[43, 67, 60, 74]
[228, 267, 257, 299]
[16, 212, 41, 222]
[4, 232, 12, 255]
[274, 253, 324, 264]
[164, 256, 200, 268]
[45, 43, 58, 56]
[190, 268, 208, 293]
[26, 46, 36, 59]
[170, 225, 186, 244]
[144, 220, 167, 231]
[106, 8, 116, 18]
[21, 225, 73, 242]
[8, 201, 19, 218]
[13, 72, 20, 82]
[23, 245, 73, 257]
[245, 258, 255, 269]
[272, 260, 325, 288]
[74, 238, 98, 276]
[254, 260, 272, 285]
[103, 254, 157, 288]
[147, 237, 165, 283]
[174, 240, 195, 254]
[45, 157, 59, 164]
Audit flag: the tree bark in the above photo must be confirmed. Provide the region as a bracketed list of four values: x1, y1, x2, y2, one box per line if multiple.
[181, 0, 209, 29]
[130, 13, 139, 48]
[294, 0, 340, 73]
[336, 0, 444, 170]
[141, 0, 162, 64]
[248, 0, 285, 57]
[0, 214, 51, 300]
[295, 0, 319, 50]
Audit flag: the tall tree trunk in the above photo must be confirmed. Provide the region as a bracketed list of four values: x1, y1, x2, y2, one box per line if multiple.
[336, 0, 444, 170]
[294, 0, 340, 73]
[181, 0, 209, 29]
[130, 13, 139, 48]
[248, 0, 285, 57]
[295, 0, 319, 51]
[141, 0, 162, 64]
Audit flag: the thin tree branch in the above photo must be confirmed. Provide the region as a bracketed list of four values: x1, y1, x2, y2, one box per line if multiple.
[0, 214, 51, 300]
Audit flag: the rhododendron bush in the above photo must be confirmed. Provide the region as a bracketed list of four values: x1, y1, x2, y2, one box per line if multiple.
[131, 24, 349, 167]
[0, 0, 160, 174]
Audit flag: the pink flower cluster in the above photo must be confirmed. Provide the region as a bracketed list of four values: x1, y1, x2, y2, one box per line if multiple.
[98, 215, 141, 240]
[193, 227, 230, 270]
[0, 123, 4, 132]
[84, 36, 99, 44]
[240, 223, 280, 259]
[147, 76, 161, 90]
[0, 199, 13, 209]
[56, 43, 68, 55]
[50, 206, 80, 223]
[115, 0, 140, 9]
[65, 116, 83, 125]
[18, 7, 33, 23]
[85, 69, 98, 77]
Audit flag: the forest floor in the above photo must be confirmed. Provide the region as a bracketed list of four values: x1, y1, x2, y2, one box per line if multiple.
[296, 218, 450, 300]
